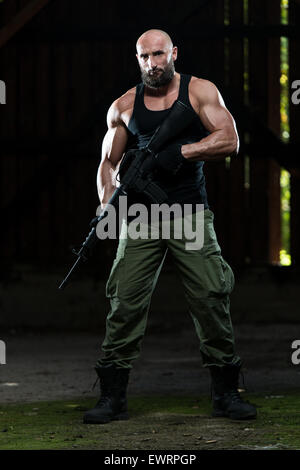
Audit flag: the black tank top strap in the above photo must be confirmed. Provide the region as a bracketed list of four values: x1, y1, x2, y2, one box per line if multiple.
[131, 82, 144, 114]
[178, 73, 192, 107]
[136, 82, 144, 98]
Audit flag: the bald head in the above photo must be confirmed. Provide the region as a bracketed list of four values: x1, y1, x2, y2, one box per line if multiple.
[136, 29, 173, 52]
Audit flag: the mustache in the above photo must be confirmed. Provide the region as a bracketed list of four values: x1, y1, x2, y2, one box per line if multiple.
[148, 68, 164, 74]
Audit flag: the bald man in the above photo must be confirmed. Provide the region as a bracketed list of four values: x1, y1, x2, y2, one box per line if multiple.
[83, 29, 256, 424]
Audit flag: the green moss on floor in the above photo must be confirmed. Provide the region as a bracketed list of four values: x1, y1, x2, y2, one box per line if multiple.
[0, 392, 299, 450]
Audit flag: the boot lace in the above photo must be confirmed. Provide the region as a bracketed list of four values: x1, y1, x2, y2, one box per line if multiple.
[91, 375, 115, 407]
[95, 395, 111, 407]
[228, 389, 243, 403]
[227, 370, 249, 403]
[92, 376, 99, 391]
[210, 366, 248, 402]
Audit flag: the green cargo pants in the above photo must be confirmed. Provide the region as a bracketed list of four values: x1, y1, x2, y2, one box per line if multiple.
[97, 208, 240, 369]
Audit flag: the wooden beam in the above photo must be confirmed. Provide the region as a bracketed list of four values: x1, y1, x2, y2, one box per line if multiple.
[0, 0, 50, 49]
[9, 24, 300, 45]
[289, 0, 300, 265]
[267, 0, 281, 264]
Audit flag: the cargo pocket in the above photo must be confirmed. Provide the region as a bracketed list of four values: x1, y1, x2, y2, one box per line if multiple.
[220, 257, 235, 294]
[203, 255, 235, 296]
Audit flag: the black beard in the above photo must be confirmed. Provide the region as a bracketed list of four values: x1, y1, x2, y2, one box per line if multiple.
[140, 60, 175, 89]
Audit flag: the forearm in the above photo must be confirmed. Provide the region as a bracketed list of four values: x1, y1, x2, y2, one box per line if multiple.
[97, 159, 119, 208]
[181, 128, 239, 162]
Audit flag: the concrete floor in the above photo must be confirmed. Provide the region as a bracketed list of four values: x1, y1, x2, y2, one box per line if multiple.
[0, 323, 299, 403]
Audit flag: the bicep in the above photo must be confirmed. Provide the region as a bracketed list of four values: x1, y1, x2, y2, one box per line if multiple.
[198, 85, 238, 135]
[199, 103, 237, 134]
[101, 123, 128, 169]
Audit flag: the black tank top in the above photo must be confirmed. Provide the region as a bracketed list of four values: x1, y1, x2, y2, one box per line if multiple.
[127, 73, 209, 210]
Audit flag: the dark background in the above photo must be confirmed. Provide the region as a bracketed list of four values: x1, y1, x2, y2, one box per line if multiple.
[0, 0, 299, 330]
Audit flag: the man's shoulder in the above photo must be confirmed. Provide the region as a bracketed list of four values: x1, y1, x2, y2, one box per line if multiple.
[188, 76, 221, 108]
[189, 76, 218, 95]
[112, 86, 137, 114]
[107, 86, 137, 126]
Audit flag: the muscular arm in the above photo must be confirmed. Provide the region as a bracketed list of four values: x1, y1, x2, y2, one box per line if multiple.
[97, 101, 128, 207]
[181, 80, 239, 161]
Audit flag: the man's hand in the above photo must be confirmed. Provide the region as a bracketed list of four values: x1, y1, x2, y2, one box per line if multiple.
[155, 143, 186, 174]
[140, 143, 186, 177]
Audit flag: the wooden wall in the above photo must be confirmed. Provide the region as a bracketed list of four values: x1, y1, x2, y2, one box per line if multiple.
[0, 0, 297, 275]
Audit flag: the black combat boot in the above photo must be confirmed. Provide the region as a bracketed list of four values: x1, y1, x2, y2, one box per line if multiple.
[83, 364, 130, 424]
[209, 361, 257, 420]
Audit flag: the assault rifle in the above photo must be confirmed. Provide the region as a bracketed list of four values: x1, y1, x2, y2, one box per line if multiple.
[58, 100, 197, 289]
